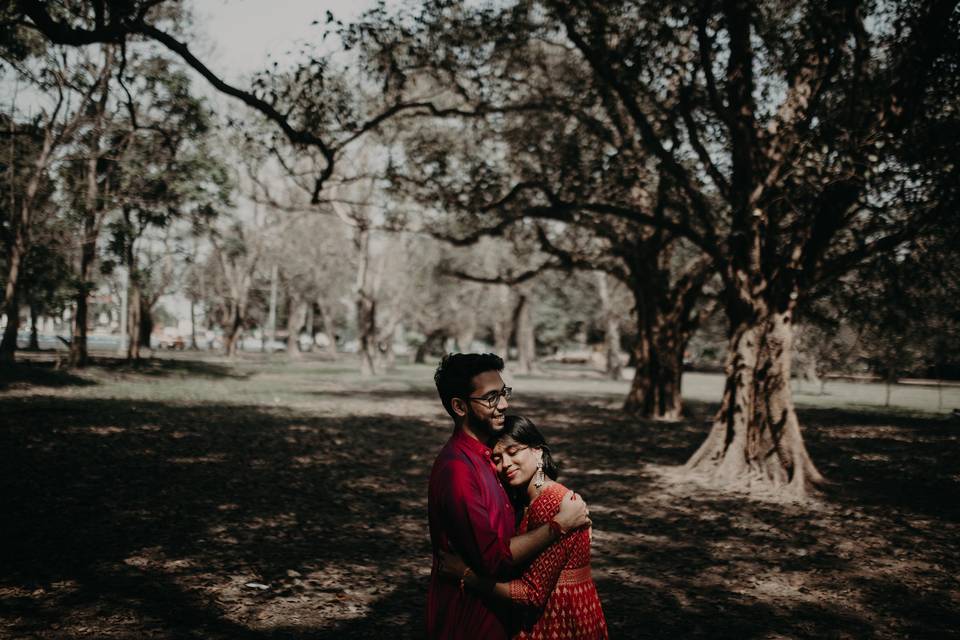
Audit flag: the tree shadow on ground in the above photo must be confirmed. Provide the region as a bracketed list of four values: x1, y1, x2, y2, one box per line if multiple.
[92, 356, 251, 380]
[1, 388, 957, 638]
[0, 396, 442, 638]
[0, 361, 97, 391]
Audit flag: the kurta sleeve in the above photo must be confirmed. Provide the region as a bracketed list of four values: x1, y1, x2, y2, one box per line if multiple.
[506, 530, 573, 608]
[440, 459, 515, 579]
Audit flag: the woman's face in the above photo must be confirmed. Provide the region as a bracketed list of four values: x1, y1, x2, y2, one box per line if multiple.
[492, 437, 542, 488]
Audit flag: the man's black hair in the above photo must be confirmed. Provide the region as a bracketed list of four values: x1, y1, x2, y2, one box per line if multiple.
[434, 352, 504, 419]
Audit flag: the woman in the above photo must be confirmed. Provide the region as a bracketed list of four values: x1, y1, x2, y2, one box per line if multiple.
[439, 415, 608, 639]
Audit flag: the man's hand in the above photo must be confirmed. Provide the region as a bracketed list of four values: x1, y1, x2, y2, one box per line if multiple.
[437, 549, 468, 580]
[553, 490, 590, 535]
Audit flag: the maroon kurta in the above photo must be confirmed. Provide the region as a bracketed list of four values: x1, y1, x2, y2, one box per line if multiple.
[427, 427, 517, 639]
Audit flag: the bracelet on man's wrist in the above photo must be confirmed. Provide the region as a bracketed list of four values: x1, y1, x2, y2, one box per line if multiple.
[548, 518, 564, 539]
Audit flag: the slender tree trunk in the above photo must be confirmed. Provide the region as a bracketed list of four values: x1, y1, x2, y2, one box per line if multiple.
[267, 264, 279, 343]
[138, 296, 153, 356]
[354, 226, 380, 376]
[494, 285, 511, 359]
[69, 215, 97, 367]
[684, 308, 823, 498]
[28, 304, 40, 350]
[596, 272, 623, 380]
[224, 304, 243, 357]
[357, 293, 378, 376]
[286, 298, 307, 358]
[456, 319, 477, 353]
[319, 302, 338, 359]
[415, 329, 445, 363]
[0, 238, 26, 362]
[383, 338, 396, 370]
[883, 358, 897, 407]
[127, 280, 142, 360]
[0, 293, 20, 361]
[513, 292, 536, 374]
[69, 47, 113, 368]
[303, 303, 314, 353]
[189, 298, 198, 350]
[1, 113, 59, 363]
[125, 237, 141, 361]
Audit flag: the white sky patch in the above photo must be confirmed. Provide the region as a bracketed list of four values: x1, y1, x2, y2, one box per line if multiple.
[191, 0, 383, 81]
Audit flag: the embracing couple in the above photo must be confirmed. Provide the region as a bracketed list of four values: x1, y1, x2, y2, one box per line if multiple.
[428, 353, 608, 639]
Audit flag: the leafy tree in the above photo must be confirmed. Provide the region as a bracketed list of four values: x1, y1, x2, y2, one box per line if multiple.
[353, 0, 960, 496]
[105, 54, 229, 360]
[0, 40, 97, 362]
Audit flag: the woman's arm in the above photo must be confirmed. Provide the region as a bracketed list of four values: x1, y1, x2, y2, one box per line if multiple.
[507, 490, 588, 566]
[439, 529, 576, 608]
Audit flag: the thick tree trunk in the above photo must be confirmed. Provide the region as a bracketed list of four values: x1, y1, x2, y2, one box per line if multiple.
[684, 310, 824, 498]
[623, 316, 685, 421]
[622, 285, 687, 421]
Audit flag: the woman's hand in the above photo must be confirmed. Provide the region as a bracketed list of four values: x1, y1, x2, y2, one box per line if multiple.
[437, 549, 468, 580]
[554, 490, 590, 534]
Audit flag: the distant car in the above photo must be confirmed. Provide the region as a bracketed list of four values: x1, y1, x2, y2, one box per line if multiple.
[155, 335, 186, 350]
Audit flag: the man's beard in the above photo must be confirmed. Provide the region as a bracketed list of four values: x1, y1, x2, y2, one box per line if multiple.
[466, 406, 504, 442]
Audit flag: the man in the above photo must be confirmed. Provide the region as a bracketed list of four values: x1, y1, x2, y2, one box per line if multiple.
[427, 353, 590, 639]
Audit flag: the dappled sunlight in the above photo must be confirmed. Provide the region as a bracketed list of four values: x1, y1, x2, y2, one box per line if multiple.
[1, 359, 957, 637]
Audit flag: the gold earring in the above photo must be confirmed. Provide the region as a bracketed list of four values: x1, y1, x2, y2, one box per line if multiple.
[534, 460, 545, 489]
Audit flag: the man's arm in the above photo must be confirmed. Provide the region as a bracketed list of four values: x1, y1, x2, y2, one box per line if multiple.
[508, 490, 589, 565]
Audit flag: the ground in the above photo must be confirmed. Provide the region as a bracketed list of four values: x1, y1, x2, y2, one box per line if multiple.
[1, 354, 958, 639]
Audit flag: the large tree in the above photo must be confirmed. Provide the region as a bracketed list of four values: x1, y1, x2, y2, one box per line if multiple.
[355, 0, 960, 496]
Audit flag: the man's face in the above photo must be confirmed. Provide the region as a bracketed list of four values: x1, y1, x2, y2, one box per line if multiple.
[463, 370, 510, 439]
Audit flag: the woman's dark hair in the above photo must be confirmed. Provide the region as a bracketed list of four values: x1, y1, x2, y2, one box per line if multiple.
[500, 415, 559, 481]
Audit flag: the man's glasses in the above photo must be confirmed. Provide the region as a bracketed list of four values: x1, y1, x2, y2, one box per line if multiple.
[467, 386, 513, 409]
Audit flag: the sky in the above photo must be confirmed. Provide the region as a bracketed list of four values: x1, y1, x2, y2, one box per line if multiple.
[191, 0, 383, 82]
